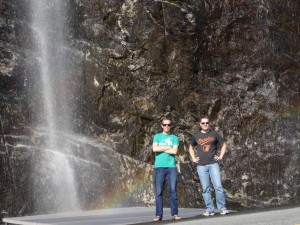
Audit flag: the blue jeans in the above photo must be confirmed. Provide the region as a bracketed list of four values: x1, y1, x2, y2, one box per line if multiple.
[154, 167, 178, 218]
[197, 163, 226, 212]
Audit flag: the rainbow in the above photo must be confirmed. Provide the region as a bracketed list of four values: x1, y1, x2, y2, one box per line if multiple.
[95, 163, 154, 209]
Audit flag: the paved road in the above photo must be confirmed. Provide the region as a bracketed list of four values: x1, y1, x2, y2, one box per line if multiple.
[2, 206, 300, 225]
[150, 206, 300, 225]
[2, 207, 205, 225]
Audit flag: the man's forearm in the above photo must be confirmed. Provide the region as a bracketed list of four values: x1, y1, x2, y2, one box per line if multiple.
[164, 146, 178, 155]
[219, 143, 226, 159]
[189, 146, 196, 160]
[153, 145, 172, 152]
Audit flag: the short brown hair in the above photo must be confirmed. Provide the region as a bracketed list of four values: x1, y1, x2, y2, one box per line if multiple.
[200, 116, 209, 122]
[161, 117, 172, 124]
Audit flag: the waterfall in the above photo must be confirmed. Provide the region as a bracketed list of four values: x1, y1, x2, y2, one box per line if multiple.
[30, 0, 80, 213]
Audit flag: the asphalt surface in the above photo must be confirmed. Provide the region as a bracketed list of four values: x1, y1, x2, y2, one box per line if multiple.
[153, 206, 300, 225]
[2, 206, 300, 225]
[2, 207, 205, 225]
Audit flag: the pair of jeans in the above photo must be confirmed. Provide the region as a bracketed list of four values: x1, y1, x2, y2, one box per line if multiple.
[154, 167, 178, 218]
[197, 163, 226, 212]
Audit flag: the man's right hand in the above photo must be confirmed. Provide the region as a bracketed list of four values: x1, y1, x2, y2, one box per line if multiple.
[193, 157, 200, 163]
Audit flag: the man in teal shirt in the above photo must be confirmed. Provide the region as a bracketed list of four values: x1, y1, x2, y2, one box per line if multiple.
[152, 117, 181, 221]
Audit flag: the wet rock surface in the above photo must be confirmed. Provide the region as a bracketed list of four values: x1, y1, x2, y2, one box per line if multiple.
[0, 0, 299, 216]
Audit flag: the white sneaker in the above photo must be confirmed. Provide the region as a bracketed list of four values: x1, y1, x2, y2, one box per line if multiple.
[203, 211, 215, 216]
[220, 209, 229, 215]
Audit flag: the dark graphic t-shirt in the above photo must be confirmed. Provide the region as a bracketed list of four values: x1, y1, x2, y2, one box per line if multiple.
[191, 130, 224, 165]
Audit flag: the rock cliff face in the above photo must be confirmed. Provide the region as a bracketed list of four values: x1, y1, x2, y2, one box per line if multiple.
[0, 0, 299, 216]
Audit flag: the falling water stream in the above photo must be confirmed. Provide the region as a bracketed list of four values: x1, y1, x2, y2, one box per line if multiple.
[31, 0, 80, 212]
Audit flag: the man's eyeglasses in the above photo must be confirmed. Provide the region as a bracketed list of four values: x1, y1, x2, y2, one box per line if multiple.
[162, 124, 172, 127]
[200, 122, 209, 125]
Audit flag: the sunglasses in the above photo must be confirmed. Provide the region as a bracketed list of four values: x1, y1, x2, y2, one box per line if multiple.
[162, 124, 172, 127]
[200, 122, 209, 125]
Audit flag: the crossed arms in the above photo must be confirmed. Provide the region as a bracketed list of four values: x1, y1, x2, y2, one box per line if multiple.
[153, 143, 178, 155]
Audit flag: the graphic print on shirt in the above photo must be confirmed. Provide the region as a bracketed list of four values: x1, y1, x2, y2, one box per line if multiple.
[159, 138, 173, 146]
[203, 145, 210, 152]
[198, 136, 215, 152]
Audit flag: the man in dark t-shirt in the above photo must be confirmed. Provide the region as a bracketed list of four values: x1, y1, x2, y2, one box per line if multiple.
[189, 117, 229, 216]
